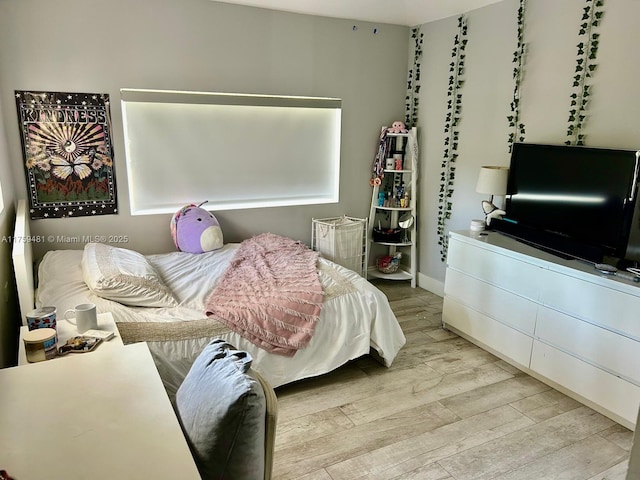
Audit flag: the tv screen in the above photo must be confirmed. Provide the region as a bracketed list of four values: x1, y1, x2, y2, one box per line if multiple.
[500, 143, 640, 262]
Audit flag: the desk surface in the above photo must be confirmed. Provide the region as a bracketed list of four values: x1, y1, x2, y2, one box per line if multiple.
[0, 342, 200, 479]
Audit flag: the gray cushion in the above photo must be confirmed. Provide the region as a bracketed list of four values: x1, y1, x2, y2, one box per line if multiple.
[176, 339, 266, 480]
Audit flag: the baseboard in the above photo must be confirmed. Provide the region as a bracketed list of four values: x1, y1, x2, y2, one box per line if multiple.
[417, 272, 444, 297]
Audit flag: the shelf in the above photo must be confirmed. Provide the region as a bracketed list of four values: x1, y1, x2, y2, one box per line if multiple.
[367, 266, 413, 281]
[373, 241, 412, 247]
[383, 169, 412, 174]
[386, 132, 410, 137]
[374, 206, 412, 211]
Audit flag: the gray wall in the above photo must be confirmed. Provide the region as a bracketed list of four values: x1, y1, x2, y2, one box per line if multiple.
[0, 0, 409, 257]
[415, 0, 640, 291]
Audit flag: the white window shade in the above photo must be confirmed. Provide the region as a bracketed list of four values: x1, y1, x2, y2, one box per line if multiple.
[121, 89, 342, 215]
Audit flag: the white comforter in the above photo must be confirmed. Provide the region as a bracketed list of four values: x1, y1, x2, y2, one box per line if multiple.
[36, 245, 406, 388]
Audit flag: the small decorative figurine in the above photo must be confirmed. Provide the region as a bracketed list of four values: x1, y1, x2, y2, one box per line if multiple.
[482, 200, 506, 226]
[388, 121, 408, 134]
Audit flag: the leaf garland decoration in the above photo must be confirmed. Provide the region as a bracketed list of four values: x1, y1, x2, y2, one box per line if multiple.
[566, 0, 604, 146]
[405, 27, 424, 127]
[437, 15, 468, 262]
[507, 0, 527, 153]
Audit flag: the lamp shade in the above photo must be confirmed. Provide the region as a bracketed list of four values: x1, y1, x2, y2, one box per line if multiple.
[476, 166, 509, 195]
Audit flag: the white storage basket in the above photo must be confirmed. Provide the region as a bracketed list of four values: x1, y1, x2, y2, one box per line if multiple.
[312, 216, 368, 277]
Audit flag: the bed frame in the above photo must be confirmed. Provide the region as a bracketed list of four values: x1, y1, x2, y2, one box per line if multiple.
[12, 199, 36, 326]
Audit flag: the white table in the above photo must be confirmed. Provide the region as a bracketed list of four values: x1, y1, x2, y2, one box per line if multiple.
[0, 342, 201, 479]
[18, 312, 124, 365]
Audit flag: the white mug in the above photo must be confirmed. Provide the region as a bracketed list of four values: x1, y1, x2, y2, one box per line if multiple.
[65, 303, 98, 334]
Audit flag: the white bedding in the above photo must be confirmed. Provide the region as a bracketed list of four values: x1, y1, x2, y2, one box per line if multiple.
[36, 245, 406, 388]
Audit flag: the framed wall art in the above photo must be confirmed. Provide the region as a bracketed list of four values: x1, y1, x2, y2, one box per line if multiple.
[15, 90, 117, 219]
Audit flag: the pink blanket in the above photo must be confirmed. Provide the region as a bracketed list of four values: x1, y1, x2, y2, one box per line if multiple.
[204, 233, 324, 356]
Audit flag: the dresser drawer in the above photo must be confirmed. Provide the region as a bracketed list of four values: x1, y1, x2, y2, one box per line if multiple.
[540, 273, 640, 340]
[536, 307, 640, 385]
[443, 297, 534, 368]
[445, 268, 538, 335]
[447, 235, 543, 301]
[531, 341, 640, 428]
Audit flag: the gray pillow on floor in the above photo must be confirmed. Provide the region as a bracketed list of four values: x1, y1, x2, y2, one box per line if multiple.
[176, 339, 266, 480]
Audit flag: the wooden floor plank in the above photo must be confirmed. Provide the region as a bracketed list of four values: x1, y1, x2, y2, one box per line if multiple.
[272, 280, 633, 480]
[339, 362, 514, 426]
[437, 407, 616, 480]
[509, 388, 585, 423]
[325, 405, 533, 480]
[440, 375, 551, 419]
[274, 401, 460, 479]
[586, 459, 630, 480]
[496, 435, 627, 480]
[296, 468, 334, 480]
[277, 362, 442, 424]
[388, 462, 453, 480]
[275, 406, 354, 449]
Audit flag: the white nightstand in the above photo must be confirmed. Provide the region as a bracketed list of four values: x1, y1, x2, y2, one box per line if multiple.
[18, 312, 124, 365]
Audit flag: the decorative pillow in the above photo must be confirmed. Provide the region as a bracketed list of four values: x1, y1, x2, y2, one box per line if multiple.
[176, 339, 266, 480]
[81, 243, 178, 307]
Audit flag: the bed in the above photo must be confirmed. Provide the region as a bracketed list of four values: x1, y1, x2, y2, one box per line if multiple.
[12, 200, 406, 389]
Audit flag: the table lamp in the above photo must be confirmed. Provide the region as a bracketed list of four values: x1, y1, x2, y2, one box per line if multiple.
[475, 166, 509, 226]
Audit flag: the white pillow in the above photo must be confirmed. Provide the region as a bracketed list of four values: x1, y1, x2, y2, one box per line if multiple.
[82, 243, 178, 307]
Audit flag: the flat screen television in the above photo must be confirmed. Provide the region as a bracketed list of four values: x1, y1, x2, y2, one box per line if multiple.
[492, 143, 640, 264]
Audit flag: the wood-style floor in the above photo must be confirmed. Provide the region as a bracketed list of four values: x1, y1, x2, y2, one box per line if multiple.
[273, 280, 633, 480]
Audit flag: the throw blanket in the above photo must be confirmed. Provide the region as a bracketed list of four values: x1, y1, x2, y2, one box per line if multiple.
[205, 233, 324, 356]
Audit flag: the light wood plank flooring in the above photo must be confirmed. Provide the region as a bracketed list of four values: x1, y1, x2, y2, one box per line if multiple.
[273, 280, 633, 480]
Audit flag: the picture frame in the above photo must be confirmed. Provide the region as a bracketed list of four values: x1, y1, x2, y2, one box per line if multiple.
[15, 90, 117, 219]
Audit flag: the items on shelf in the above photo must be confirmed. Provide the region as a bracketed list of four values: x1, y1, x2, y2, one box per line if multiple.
[377, 253, 402, 274]
[373, 226, 403, 243]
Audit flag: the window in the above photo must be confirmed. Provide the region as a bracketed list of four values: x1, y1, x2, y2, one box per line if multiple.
[121, 89, 342, 215]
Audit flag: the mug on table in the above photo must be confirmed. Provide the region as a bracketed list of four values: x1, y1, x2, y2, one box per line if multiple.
[64, 303, 98, 334]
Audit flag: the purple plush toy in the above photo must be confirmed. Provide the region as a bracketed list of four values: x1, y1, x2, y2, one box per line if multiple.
[170, 202, 223, 254]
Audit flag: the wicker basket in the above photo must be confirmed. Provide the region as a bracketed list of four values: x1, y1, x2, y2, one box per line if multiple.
[376, 253, 401, 274]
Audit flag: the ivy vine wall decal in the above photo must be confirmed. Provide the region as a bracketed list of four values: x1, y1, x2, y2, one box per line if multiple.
[566, 0, 605, 146]
[437, 15, 468, 262]
[507, 0, 527, 153]
[405, 27, 424, 127]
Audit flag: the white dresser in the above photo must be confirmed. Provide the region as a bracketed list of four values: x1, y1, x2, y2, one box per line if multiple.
[442, 230, 640, 429]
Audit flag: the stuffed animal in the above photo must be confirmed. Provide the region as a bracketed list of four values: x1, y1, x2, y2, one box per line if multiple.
[388, 121, 408, 134]
[171, 203, 223, 254]
[482, 200, 506, 226]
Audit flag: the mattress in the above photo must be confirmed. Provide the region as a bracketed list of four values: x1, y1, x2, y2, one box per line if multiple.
[36, 245, 406, 389]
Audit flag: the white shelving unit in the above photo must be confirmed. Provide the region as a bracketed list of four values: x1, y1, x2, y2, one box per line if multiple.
[367, 127, 418, 288]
